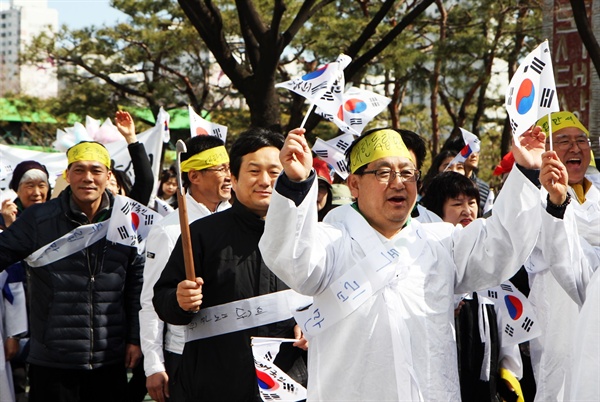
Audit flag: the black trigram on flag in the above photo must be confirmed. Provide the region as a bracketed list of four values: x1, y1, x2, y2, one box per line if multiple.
[334, 139, 351, 152]
[213, 128, 223, 139]
[117, 226, 129, 240]
[262, 393, 281, 400]
[314, 149, 328, 158]
[336, 160, 349, 173]
[524, 56, 545, 74]
[501, 283, 513, 292]
[487, 290, 498, 299]
[369, 97, 380, 107]
[320, 92, 335, 102]
[349, 118, 362, 126]
[311, 81, 328, 95]
[506, 87, 514, 106]
[144, 214, 153, 226]
[263, 351, 273, 361]
[282, 383, 296, 392]
[510, 119, 518, 134]
[505, 324, 514, 337]
[539, 88, 555, 108]
[522, 316, 534, 332]
[120, 202, 132, 215]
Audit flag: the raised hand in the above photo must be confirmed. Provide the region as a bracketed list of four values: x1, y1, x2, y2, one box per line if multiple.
[512, 126, 546, 169]
[114, 110, 137, 144]
[540, 151, 569, 206]
[280, 128, 312, 182]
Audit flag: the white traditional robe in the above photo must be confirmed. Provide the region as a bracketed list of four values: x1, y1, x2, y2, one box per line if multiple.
[260, 167, 573, 401]
[527, 179, 600, 401]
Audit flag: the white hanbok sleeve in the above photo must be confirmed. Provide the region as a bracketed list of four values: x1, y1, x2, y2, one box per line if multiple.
[140, 224, 176, 377]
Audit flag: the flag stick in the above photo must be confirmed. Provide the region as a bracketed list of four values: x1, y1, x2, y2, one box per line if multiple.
[547, 112, 553, 151]
[175, 140, 196, 282]
[300, 103, 315, 129]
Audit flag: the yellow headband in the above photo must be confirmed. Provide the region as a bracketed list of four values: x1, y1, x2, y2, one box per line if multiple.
[535, 111, 589, 136]
[67, 142, 111, 169]
[349, 129, 413, 173]
[180, 146, 229, 172]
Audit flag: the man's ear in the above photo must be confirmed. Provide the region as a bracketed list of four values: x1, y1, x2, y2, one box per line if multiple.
[347, 174, 360, 199]
[188, 169, 201, 185]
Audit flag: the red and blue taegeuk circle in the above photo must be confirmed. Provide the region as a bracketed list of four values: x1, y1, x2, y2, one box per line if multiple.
[301, 65, 328, 81]
[344, 98, 368, 114]
[515, 79, 535, 115]
[504, 294, 523, 320]
[256, 369, 280, 391]
[131, 213, 140, 231]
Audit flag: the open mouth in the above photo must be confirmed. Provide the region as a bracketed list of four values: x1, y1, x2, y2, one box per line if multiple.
[566, 158, 582, 167]
[460, 218, 472, 226]
[387, 195, 406, 205]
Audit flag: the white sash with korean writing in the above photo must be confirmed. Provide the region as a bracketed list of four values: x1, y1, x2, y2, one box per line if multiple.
[24, 221, 110, 268]
[293, 223, 426, 338]
[185, 289, 312, 342]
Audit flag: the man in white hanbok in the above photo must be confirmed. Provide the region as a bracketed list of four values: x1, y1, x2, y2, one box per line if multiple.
[526, 112, 600, 401]
[260, 127, 574, 401]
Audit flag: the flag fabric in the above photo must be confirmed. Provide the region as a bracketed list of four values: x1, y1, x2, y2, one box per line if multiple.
[444, 128, 481, 170]
[275, 54, 351, 102]
[188, 105, 227, 142]
[107, 195, 162, 253]
[483, 282, 541, 346]
[154, 197, 175, 217]
[505, 40, 559, 141]
[157, 106, 171, 143]
[312, 135, 352, 179]
[251, 337, 307, 402]
[316, 86, 391, 136]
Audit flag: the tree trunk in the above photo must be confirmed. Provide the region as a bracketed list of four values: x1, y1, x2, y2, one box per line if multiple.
[570, 0, 600, 82]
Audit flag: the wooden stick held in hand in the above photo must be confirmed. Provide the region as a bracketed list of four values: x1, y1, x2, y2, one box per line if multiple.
[175, 140, 196, 281]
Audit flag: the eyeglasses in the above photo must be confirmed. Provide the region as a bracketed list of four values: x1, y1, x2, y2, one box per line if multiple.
[204, 165, 230, 175]
[361, 168, 420, 183]
[551, 137, 591, 151]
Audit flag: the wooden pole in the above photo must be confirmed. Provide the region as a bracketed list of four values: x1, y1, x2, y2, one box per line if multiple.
[175, 140, 196, 281]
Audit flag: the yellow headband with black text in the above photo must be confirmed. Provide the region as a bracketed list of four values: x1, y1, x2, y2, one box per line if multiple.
[180, 146, 229, 172]
[349, 129, 413, 173]
[66, 142, 111, 169]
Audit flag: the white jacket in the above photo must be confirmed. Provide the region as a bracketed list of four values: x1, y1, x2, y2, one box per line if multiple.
[139, 194, 230, 377]
[260, 167, 573, 401]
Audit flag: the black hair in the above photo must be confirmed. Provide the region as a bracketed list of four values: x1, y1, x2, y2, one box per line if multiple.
[180, 135, 226, 188]
[441, 136, 466, 153]
[229, 128, 285, 178]
[420, 171, 480, 219]
[110, 167, 133, 196]
[398, 129, 427, 170]
[157, 166, 177, 199]
[420, 150, 459, 196]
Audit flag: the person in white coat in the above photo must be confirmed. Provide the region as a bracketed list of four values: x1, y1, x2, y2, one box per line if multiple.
[259, 127, 574, 401]
[525, 111, 600, 401]
[139, 135, 231, 402]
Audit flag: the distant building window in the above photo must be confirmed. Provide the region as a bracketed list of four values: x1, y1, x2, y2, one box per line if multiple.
[1, 23, 5, 28]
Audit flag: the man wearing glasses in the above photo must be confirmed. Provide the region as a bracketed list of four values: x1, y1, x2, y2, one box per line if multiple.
[260, 127, 575, 401]
[140, 135, 231, 402]
[526, 111, 600, 401]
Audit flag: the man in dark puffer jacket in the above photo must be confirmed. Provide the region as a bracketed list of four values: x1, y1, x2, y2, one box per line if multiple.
[0, 141, 144, 402]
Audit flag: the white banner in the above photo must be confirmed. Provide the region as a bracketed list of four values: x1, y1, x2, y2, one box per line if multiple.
[0, 115, 167, 203]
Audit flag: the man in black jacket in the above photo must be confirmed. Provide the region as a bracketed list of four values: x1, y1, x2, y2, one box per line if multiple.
[0, 141, 144, 402]
[153, 128, 306, 401]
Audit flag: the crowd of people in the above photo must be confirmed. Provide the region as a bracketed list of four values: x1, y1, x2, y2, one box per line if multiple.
[0, 109, 598, 402]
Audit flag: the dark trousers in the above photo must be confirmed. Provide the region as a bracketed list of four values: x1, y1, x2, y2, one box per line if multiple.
[164, 350, 182, 398]
[28, 363, 127, 402]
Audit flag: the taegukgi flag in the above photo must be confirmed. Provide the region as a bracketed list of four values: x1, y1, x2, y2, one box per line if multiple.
[505, 40, 559, 141]
[444, 128, 481, 170]
[188, 105, 228, 142]
[251, 337, 307, 402]
[483, 281, 541, 346]
[316, 86, 391, 136]
[107, 195, 162, 253]
[275, 54, 351, 102]
[312, 134, 352, 179]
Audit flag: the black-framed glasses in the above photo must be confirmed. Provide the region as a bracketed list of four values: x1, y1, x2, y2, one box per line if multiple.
[204, 165, 230, 175]
[550, 137, 591, 151]
[361, 168, 420, 183]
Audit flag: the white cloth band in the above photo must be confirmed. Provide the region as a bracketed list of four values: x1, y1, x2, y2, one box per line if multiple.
[185, 290, 312, 342]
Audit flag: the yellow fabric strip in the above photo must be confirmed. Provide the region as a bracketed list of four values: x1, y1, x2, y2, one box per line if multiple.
[349, 129, 413, 173]
[67, 142, 111, 169]
[499, 367, 524, 402]
[572, 178, 592, 204]
[180, 146, 229, 172]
